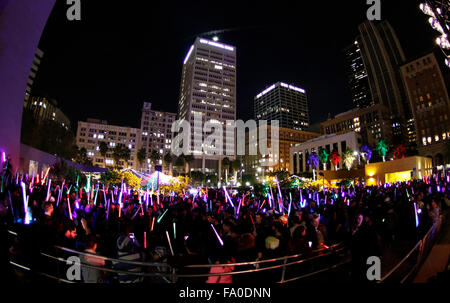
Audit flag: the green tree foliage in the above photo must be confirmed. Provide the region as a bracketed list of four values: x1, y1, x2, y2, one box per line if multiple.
[342, 148, 356, 170]
[100, 169, 142, 190]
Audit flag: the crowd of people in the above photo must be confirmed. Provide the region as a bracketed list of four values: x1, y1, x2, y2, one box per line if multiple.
[1, 163, 448, 283]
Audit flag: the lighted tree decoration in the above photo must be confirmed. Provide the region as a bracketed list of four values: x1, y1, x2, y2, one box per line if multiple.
[393, 144, 406, 159]
[376, 139, 389, 162]
[318, 148, 330, 171]
[342, 148, 356, 171]
[360, 144, 373, 164]
[307, 152, 319, 180]
[330, 150, 340, 171]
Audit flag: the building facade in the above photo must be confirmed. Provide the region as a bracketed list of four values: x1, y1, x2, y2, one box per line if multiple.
[290, 132, 362, 175]
[343, 41, 373, 108]
[400, 52, 450, 166]
[254, 82, 309, 131]
[76, 119, 141, 170]
[177, 37, 237, 176]
[241, 126, 320, 175]
[24, 95, 71, 130]
[139, 102, 176, 173]
[356, 21, 413, 145]
[320, 104, 392, 147]
[25, 48, 44, 100]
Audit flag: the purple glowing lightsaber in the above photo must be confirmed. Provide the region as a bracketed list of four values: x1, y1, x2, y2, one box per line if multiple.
[46, 179, 51, 202]
[414, 202, 419, 228]
[211, 223, 224, 246]
[223, 186, 234, 208]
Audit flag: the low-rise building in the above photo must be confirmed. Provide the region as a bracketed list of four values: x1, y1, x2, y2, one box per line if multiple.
[320, 104, 392, 147]
[76, 119, 141, 170]
[290, 132, 362, 175]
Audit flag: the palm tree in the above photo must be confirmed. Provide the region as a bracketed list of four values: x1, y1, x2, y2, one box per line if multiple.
[376, 139, 389, 162]
[222, 157, 231, 183]
[163, 152, 173, 175]
[231, 159, 241, 184]
[342, 148, 356, 171]
[175, 155, 185, 175]
[137, 148, 147, 171]
[120, 146, 131, 169]
[184, 154, 195, 176]
[318, 148, 330, 171]
[331, 150, 340, 171]
[99, 141, 109, 168]
[112, 145, 122, 169]
[149, 150, 161, 171]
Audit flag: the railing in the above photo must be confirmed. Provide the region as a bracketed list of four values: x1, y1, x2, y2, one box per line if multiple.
[8, 228, 348, 283]
[378, 214, 444, 283]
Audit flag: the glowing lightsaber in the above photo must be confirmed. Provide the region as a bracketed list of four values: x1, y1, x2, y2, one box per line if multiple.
[144, 232, 147, 249]
[288, 193, 292, 215]
[300, 198, 306, 208]
[157, 209, 168, 223]
[151, 216, 155, 231]
[46, 179, 52, 201]
[67, 194, 73, 221]
[94, 185, 98, 205]
[223, 186, 234, 208]
[41, 167, 50, 185]
[414, 202, 419, 228]
[166, 231, 174, 256]
[210, 223, 224, 246]
[236, 198, 241, 218]
[173, 222, 177, 239]
[20, 182, 27, 218]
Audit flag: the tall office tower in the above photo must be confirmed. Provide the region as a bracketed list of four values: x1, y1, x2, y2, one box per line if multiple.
[254, 82, 309, 131]
[356, 21, 412, 145]
[139, 102, 177, 173]
[400, 52, 450, 166]
[25, 48, 44, 101]
[177, 37, 236, 176]
[343, 41, 373, 108]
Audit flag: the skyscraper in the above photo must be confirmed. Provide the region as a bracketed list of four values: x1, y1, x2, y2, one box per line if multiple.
[400, 52, 450, 166]
[177, 37, 236, 176]
[343, 41, 373, 108]
[25, 48, 44, 101]
[254, 82, 309, 131]
[356, 21, 412, 145]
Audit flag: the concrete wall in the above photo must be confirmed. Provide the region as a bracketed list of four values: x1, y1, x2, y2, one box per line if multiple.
[0, 0, 56, 171]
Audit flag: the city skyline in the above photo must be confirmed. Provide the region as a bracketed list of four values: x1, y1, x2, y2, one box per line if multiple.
[32, 1, 441, 130]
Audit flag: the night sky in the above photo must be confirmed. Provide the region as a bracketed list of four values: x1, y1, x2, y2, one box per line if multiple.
[33, 0, 437, 131]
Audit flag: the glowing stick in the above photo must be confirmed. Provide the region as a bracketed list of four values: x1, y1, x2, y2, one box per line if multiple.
[20, 182, 27, 217]
[316, 192, 320, 206]
[151, 216, 155, 231]
[46, 179, 52, 201]
[300, 189, 303, 205]
[144, 232, 147, 249]
[236, 198, 241, 218]
[41, 167, 50, 185]
[67, 194, 73, 221]
[223, 186, 234, 208]
[300, 198, 306, 208]
[267, 193, 272, 208]
[414, 202, 419, 227]
[259, 200, 266, 210]
[173, 222, 177, 239]
[166, 231, 174, 256]
[210, 224, 224, 246]
[288, 193, 292, 215]
[157, 209, 168, 223]
[94, 185, 99, 205]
